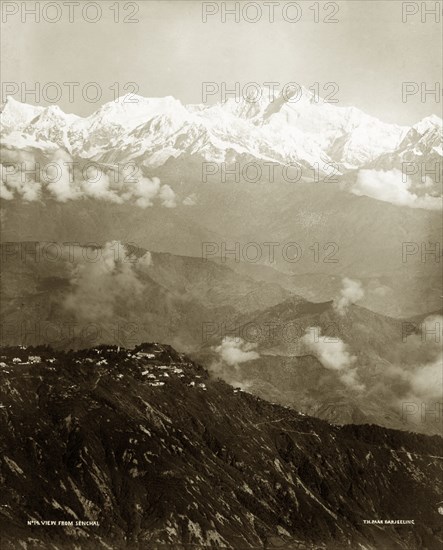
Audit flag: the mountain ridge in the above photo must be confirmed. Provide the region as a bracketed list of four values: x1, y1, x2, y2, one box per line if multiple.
[1, 92, 441, 173]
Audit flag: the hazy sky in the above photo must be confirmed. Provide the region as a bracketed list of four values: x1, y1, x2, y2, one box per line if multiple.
[1, 0, 442, 124]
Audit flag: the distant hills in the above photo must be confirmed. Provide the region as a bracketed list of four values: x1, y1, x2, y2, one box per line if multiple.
[1, 243, 441, 436]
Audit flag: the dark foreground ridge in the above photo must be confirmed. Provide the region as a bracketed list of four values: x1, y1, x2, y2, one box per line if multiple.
[0, 343, 442, 549]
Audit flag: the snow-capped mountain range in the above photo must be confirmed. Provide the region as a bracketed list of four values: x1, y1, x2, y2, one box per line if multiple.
[1, 88, 441, 173]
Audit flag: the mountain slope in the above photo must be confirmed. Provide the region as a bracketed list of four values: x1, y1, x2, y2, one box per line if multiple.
[1, 91, 440, 171]
[0, 242, 294, 351]
[0, 343, 442, 549]
[195, 296, 443, 436]
[1, 241, 440, 435]
[368, 115, 442, 184]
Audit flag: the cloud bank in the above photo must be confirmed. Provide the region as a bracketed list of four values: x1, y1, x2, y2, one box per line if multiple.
[334, 277, 364, 315]
[64, 241, 152, 323]
[352, 168, 441, 210]
[208, 337, 259, 390]
[302, 327, 364, 391]
[385, 315, 443, 403]
[0, 148, 177, 208]
[214, 337, 260, 367]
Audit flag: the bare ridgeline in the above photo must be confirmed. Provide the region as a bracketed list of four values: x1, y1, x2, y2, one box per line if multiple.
[0, 1, 442, 549]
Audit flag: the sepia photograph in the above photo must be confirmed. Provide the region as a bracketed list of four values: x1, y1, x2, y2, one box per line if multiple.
[0, 1, 442, 548]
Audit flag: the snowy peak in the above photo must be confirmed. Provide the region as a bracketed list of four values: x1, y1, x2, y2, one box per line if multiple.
[1, 94, 441, 173]
[413, 114, 443, 135]
[0, 96, 45, 130]
[85, 94, 187, 130]
[397, 114, 442, 153]
[26, 105, 80, 129]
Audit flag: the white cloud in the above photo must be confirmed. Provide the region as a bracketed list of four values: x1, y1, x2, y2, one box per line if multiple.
[352, 168, 441, 210]
[334, 277, 364, 315]
[0, 149, 176, 208]
[214, 337, 259, 367]
[409, 356, 443, 400]
[386, 315, 443, 402]
[132, 176, 161, 208]
[45, 150, 81, 202]
[0, 174, 14, 200]
[64, 242, 152, 323]
[302, 327, 364, 391]
[1, 150, 42, 201]
[159, 184, 177, 208]
[183, 193, 197, 206]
